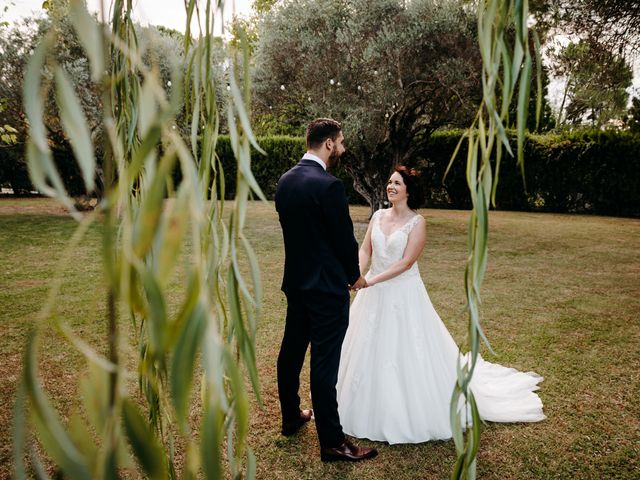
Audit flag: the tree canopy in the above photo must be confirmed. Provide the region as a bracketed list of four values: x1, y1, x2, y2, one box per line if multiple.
[624, 97, 640, 134]
[552, 39, 633, 126]
[0, 5, 191, 195]
[532, 0, 640, 53]
[253, 0, 481, 210]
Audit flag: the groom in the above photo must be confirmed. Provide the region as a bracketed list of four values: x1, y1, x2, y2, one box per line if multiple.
[275, 118, 377, 462]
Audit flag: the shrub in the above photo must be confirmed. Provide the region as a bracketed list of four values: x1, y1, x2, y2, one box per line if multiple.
[214, 135, 364, 204]
[414, 129, 640, 217]
[0, 143, 89, 196]
[3, 132, 638, 217]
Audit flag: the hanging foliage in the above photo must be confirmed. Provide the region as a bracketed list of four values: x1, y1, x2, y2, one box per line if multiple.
[13, 0, 262, 478]
[447, 1, 539, 478]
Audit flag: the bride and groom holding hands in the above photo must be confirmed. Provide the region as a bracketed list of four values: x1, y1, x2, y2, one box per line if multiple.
[274, 118, 545, 463]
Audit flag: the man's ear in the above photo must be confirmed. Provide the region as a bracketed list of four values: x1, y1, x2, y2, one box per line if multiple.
[325, 138, 333, 151]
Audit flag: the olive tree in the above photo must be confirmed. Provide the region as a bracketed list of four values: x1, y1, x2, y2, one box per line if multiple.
[253, 0, 482, 212]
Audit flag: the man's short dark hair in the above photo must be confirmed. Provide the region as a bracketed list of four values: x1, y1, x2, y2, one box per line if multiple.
[306, 118, 342, 149]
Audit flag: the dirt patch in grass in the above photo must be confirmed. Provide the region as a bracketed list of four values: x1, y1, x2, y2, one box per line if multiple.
[0, 197, 73, 216]
[13, 279, 48, 289]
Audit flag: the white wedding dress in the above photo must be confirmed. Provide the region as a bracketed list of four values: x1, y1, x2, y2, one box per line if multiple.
[337, 209, 545, 444]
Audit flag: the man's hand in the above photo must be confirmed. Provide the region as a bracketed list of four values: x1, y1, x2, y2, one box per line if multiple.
[350, 276, 367, 292]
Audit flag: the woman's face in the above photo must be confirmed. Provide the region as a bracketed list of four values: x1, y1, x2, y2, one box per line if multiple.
[386, 172, 407, 204]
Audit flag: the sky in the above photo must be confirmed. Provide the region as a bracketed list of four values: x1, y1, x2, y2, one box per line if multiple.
[2, 0, 254, 35]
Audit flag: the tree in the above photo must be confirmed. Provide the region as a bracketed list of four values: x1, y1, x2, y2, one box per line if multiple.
[552, 39, 633, 126]
[624, 97, 640, 133]
[253, 0, 278, 14]
[0, 16, 47, 144]
[0, 101, 18, 145]
[532, 0, 640, 53]
[0, 2, 17, 146]
[0, 4, 187, 196]
[253, 0, 482, 212]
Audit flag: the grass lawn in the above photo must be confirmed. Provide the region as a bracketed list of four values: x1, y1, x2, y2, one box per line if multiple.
[1, 197, 639, 479]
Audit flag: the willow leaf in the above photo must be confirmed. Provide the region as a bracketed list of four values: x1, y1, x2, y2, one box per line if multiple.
[129, 124, 161, 183]
[451, 454, 465, 480]
[133, 151, 176, 257]
[466, 135, 478, 206]
[23, 35, 52, 153]
[241, 234, 263, 319]
[12, 383, 27, 480]
[79, 362, 109, 437]
[139, 264, 168, 356]
[510, 39, 524, 92]
[228, 113, 267, 201]
[171, 300, 206, 430]
[24, 332, 91, 480]
[184, 0, 196, 54]
[25, 42, 77, 215]
[156, 183, 189, 282]
[201, 403, 224, 480]
[246, 448, 256, 480]
[533, 30, 543, 130]
[500, 41, 512, 119]
[122, 399, 167, 480]
[26, 139, 57, 199]
[31, 448, 52, 480]
[67, 413, 98, 468]
[240, 329, 261, 404]
[516, 52, 532, 179]
[449, 385, 464, 451]
[494, 110, 513, 156]
[138, 77, 159, 138]
[467, 392, 482, 461]
[491, 143, 503, 205]
[227, 74, 266, 156]
[54, 67, 96, 191]
[223, 349, 249, 464]
[69, 0, 104, 82]
[444, 129, 468, 182]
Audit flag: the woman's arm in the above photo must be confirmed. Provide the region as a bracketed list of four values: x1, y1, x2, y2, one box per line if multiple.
[366, 216, 426, 287]
[358, 216, 374, 276]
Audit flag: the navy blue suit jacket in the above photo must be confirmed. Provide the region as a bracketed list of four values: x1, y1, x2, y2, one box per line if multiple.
[275, 159, 360, 297]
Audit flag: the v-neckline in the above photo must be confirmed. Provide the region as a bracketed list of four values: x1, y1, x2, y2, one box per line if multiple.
[376, 210, 418, 239]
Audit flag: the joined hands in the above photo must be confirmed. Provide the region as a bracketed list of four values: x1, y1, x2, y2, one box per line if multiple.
[349, 276, 368, 292]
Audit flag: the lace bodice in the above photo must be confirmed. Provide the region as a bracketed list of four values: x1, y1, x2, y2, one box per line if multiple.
[368, 209, 422, 281]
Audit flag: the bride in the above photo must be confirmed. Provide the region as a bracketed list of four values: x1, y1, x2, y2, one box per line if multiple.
[337, 166, 545, 444]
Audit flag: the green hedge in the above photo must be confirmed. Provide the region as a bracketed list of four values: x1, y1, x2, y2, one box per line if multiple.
[2, 131, 639, 217]
[215, 135, 304, 200]
[416, 129, 640, 217]
[0, 144, 31, 194]
[213, 135, 363, 204]
[0, 142, 88, 196]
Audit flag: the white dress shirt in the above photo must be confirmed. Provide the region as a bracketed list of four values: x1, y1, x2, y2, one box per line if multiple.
[302, 152, 327, 170]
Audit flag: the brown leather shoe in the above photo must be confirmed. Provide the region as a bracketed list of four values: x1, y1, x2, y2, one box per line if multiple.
[320, 439, 378, 462]
[281, 409, 313, 436]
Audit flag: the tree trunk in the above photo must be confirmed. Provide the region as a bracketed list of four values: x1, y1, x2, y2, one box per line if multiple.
[558, 75, 571, 125]
[343, 141, 418, 218]
[345, 153, 393, 218]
